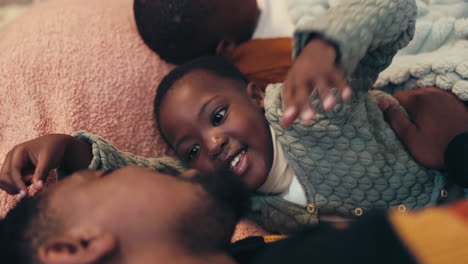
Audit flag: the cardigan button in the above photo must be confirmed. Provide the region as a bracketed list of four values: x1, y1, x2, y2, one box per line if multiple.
[440, 189, 448, 198]
[354, 208, 363, 216]
[306, 204, 316, 214]
[397, 205, 407, 213]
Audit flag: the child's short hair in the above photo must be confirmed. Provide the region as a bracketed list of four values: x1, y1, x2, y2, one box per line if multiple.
[153, 56, 249, 143]
[134, 0, 217, 64]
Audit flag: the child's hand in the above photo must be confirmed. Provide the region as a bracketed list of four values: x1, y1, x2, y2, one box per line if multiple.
[0, 134, 91, 197]
[281, 39, 351, 128]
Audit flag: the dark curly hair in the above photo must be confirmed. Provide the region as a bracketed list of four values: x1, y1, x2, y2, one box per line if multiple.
[0, 167, 251, 263]
[153, 56, 249, 147]
[134, 0, 220, 64]
[0, 194, 62, 264]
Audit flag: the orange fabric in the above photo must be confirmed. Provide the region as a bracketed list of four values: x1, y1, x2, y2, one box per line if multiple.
[448, 200, 468, 221]
[232, 219, 271, 242]
[263, 235, 287, 243]
[389, 201, 468, 264]
[231, 37, 293, 91]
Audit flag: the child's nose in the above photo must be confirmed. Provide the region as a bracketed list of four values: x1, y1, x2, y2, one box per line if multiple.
[207, 134, 228, 160]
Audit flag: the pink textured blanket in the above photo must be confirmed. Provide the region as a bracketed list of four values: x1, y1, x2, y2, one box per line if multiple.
[0, 0, 173, 215]
[0, 0, 266, 241]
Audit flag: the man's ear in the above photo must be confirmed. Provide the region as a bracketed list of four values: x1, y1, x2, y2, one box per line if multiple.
[215, 40, 237, 58]
[38, 229, 117, 264]
[246, 82, 265, 108]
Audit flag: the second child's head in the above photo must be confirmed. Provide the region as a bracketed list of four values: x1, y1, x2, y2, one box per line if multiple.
[154, 56, 273, 190]
[134, 0, 260, 64]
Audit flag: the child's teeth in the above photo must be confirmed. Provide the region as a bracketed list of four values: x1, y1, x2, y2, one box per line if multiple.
[230, 151, 245, 169]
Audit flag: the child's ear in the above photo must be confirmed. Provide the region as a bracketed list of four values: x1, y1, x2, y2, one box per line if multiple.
[216, 40, 237, 58]
[246, 82, 265, 108]
[38, 228, 117, 264]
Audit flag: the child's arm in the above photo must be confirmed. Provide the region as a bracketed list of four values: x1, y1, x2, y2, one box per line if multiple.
[281, 0, 417, 125]
[70, 131, 185, 175]
[287, 0, 330, 27]
[0, 132, 184, 196]
[0, 134, 93, 196]
[294, 0, 416, 81]
[281, 38, 350, 128]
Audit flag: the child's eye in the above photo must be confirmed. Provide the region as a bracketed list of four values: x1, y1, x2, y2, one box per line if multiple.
[211, 107, 228, 126]
[186, 144, 200, 161]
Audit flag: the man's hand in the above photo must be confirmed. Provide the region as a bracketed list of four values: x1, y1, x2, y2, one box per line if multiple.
[379, 87, 468, 169]
[0, 134, 92, 196]
[281, 39, 352, 128]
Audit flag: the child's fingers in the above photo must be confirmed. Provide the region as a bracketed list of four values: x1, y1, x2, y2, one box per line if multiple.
[32, 156, 48, 189]
[9, 151, 29, 196]
[0, 154, 21, 194]
[282, 76, 319, 127]
[0, 152, 20, 194]
[0, 181, 19, 195]
[10, 169, 28, 197]
[281, 79, 300, 127]
[299, 106, 316, 124]
[281, 105, 300, 128]
[330, 70, 351, 101]
[315, 78, 335, 112]
[293, 83, 315, 123]
[281, 77, 294, 110]
[341, 86, 352, 101]
[0, 153, 11, 184]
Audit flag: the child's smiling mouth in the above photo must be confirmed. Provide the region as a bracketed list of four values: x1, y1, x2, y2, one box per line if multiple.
[227, 146, 249, 176]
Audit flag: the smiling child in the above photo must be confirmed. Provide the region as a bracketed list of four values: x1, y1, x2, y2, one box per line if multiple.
[1, 0, 462, 234]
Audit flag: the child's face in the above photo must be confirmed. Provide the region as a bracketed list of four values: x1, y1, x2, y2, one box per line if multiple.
[159, 70, 273, 190]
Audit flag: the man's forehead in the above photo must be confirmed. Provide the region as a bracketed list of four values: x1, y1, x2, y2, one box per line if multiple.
[46, 171, 91, 199]
[48, 167, 198, 204]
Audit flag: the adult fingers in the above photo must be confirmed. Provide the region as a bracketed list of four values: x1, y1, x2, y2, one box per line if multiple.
[392, 89, 418, 108]
[392, 88, 442, 112]
[393, 88, 442, 125]
[379, 99, 417, 144]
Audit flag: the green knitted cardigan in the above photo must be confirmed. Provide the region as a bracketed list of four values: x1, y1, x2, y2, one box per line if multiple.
[69, 0, 446, 234]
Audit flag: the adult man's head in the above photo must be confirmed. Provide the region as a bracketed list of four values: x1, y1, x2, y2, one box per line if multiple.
[0, 166, 250, 264]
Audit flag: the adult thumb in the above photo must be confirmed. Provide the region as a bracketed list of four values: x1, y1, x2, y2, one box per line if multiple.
[379, 99, 416, 143]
